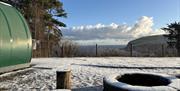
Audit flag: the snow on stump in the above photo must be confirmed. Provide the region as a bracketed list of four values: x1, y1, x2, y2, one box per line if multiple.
[56, 65, 71, 89]
[103, 72, 180, 91]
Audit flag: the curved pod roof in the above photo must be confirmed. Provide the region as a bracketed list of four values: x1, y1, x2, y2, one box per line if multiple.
[0, 2, 32, 69]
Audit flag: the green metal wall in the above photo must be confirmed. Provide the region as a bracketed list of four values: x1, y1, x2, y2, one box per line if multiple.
[0, 2, 32, 68]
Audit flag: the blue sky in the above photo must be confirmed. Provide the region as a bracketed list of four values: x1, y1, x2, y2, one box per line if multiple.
[61, 0, 179, 28]
[60, 0, 180, 45]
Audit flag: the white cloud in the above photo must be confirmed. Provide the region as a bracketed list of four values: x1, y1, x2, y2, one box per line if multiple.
[62, 16, 165, 45]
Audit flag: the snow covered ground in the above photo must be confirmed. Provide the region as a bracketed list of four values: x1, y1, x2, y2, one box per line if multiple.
[0, 57, 180, 91]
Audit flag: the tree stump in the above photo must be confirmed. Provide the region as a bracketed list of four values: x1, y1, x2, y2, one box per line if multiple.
[56, 65, 71, 89]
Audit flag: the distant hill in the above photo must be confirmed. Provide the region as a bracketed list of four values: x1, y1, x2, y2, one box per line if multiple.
[126, 35, 176, 56]
[127, 35, 167, 46]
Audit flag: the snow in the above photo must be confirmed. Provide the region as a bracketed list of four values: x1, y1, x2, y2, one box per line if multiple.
[169, 78, 180, 90]
[0, 57, 180, 91]
[0, 1, 12, 6]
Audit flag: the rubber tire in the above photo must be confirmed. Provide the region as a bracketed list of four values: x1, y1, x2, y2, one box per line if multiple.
[103, 72, 180, 91]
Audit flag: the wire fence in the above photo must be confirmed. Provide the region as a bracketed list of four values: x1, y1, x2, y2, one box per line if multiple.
[58, 44, 177, 57]
[128, 43, 177, 57]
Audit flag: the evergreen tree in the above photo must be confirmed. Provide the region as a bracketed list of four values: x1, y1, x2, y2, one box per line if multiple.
[162, 22, 180, 56]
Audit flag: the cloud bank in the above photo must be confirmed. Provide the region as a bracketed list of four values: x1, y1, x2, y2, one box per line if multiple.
[62, 16, 165, 45]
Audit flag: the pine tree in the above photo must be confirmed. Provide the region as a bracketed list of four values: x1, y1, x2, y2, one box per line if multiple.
[162, 22, 180, 56]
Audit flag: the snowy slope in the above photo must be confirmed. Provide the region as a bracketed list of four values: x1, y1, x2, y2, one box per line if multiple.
[0, 57, 180, 91]
[127, 35, 167, 46]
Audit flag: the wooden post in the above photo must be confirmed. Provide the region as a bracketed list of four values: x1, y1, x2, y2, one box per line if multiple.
[61, 45, 64, 57]
[47, 31, 50, 57]
[130, 43, 133, 57]
[56, 66, 71, 89]
[96, 44, 98, 57]
[162, 44, 164, 57]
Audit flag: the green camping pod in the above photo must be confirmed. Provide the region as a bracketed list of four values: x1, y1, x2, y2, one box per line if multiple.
[0, 2, 32, 73]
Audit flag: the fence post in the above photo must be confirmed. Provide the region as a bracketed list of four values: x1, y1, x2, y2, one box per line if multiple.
[162, 44, 164, 57]
[96, 44, 98, 57]
[61, 45, 64, 57]
[130, 43, 133, 57]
